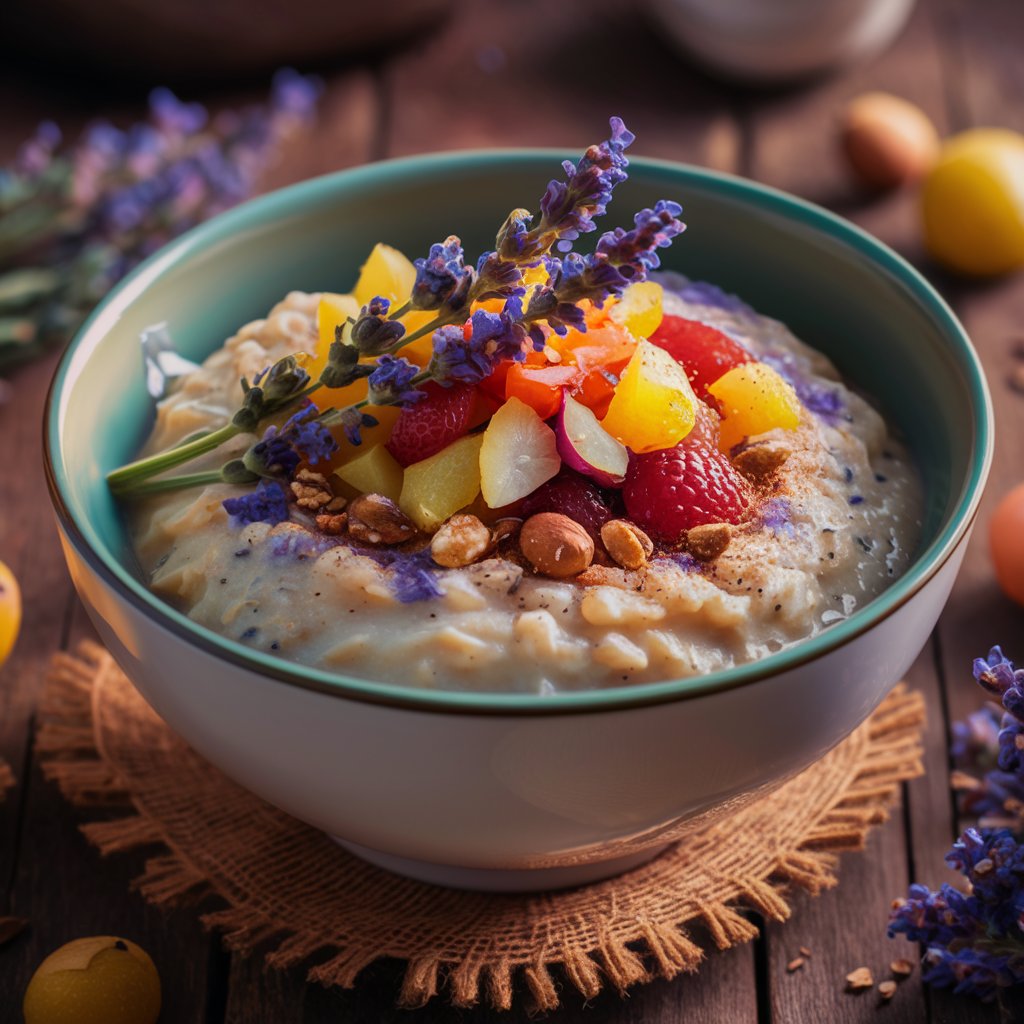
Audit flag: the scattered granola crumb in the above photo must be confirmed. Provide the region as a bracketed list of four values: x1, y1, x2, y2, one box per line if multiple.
[890, 958, 913, 977]
[799, 946, 812, 958]
[878, 980, 897, 1000]
[787, 957, 806, 973]
[845, 966, 874, 991]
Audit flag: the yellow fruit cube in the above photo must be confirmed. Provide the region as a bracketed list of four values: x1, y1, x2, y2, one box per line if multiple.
[334, 444, 404, 502]
[399, 434, 485, 531]
[609, 281, 664, 340]
[353, 243, 442, 367]
[708, 363, 801, 451]
[600, 340, 697, 453]
[311, 292, 360, 376]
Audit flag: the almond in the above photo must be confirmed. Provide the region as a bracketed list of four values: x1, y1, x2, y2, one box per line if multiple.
[431, 514, 492, 568]
[520, 513, 594, 578]
[686, 522, 732, 561]
[601, 519, 654, 569]
[347, 494, 417, 545]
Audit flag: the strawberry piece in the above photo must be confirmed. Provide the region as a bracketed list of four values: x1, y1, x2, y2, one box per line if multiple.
[623, 441, 752, 543]
[385, 381, 475, 467]
[521, 470, 613, 542]
[649, 315, 754, 400]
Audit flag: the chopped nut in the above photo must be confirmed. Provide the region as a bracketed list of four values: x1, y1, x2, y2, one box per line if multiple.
[315, 513, 348, 535]
[601, 519, 654, 569]
[325, 496, 347, 513]
[685, 523, 732, 561]
[845, 967, 874, 991]
[799, 946, 812, 958]
[347, 494, 417, 545]
[520, 513, 594, 578]
[290, 468, 339, 511]
[490, 518, 522, 548]
[733, 443, 791, 481]
[878, 980, 897, 1000]
[786, 957, 805, 973]
[430, 514, 492, 568]
[576, 564, 647, 590]
[890, 959, 913, 977]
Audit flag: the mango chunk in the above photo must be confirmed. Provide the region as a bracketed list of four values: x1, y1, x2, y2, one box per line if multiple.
[609, 281, 664, 341]
[399, 434, 485, 531]
[334, 444, 404, 502]
[708, 363, 801, 451]
[600, 340, 697, 453]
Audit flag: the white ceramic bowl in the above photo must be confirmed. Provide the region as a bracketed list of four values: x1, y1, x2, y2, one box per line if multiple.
[45, 153, 992, 890]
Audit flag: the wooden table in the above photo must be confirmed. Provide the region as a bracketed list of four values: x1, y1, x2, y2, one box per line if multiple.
[2, 0, 1023, 1019]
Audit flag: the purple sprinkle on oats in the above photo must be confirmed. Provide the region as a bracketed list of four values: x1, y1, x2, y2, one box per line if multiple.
[267, 531, 338, 560]
[241, 626, 259, 640]
[844, 466, 854, 483]
[760, 352, 845, 425]
[664, 552, 699, 573]
[671, 276, 753, 315]
[760, 497, 795, 536]
[356, 545, 444, 603]
[849, 495, 864, 506]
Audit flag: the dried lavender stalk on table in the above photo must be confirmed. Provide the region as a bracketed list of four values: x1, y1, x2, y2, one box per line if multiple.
[0, 69, 321, 374]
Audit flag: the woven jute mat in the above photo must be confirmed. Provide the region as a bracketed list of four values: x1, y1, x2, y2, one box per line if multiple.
[37, 641, 925, 1011]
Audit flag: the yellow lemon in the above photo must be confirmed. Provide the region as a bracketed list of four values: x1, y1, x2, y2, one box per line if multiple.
[0, 559, 21, 668]
[922, 128, 1024, 276]
[23, 936, 160, 1024]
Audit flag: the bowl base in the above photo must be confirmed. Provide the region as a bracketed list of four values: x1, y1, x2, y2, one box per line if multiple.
[331, 838, 671, 892]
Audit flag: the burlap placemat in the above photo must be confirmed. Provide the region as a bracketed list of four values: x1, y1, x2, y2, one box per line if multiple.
[36, 640, 925, 1011]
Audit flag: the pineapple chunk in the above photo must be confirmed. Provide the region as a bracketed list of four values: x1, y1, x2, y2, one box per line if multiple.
[610, 281, 664, 341]
[353, 242, 439, 367]
[600, 340, 697, 453]
[400, 434, 485, 531]
[708, 363, 801, 451]
[334, 444, 404, 502]
[480, 397, 561, 507]
[354, 243, 417, 306]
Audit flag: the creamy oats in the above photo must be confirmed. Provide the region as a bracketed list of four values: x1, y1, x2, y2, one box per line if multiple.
[129, 275, 922, 694]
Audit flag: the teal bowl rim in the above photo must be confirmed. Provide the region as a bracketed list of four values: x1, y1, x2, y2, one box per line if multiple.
[44, 150, 993, 717]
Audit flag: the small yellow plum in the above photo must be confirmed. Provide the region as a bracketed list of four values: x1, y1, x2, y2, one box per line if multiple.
[990, 483, 1024, 607]
[23, 936, 160, 1024]
[922, 128, 1024, 276]
[0, 559, 21, 668]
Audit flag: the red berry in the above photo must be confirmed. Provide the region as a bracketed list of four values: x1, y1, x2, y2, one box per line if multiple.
[649, 315, 754, 400]
[521, 470, 613, 541]
[386, 382, 475, 467]
[623, 442, 752, 542]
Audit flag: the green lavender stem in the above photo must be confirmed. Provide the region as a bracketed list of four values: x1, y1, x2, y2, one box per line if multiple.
[106, 423, 241, 490]
[111, 470, 227, 498]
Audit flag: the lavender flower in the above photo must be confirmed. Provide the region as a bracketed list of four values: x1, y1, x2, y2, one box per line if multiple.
[331, 406, 380, 447]
[889, 649, 1024, 1002]
[1, 70, 322, 371]
[411, 236, 473, 311]
[243, 401, 337, 479]
[223, 480, 289, 526]
[536, 116, 635, 253]
[366, 355, 424, 406]
[759, 497, 795, 537]
[350, 296, 406, 355]
[595, 200, 686, 281]
[429, 305, 528, 386]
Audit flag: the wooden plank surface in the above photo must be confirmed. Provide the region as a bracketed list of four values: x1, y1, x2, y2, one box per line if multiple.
[1, 0, 1023, 1020]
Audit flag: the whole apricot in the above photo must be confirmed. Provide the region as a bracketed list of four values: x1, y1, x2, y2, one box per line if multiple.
[990, 484, 1024, 607]
[0, 559, 21, 668]
[23, 936, 160, 1024]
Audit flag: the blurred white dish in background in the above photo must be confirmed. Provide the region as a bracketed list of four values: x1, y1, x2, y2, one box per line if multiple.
[644, 0, 916, 83]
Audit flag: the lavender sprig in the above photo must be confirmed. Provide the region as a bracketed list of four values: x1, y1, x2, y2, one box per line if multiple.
[0, 69, 321, 372]
[108, 116, 689, 501]
[888, 648, 1024, 1002]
